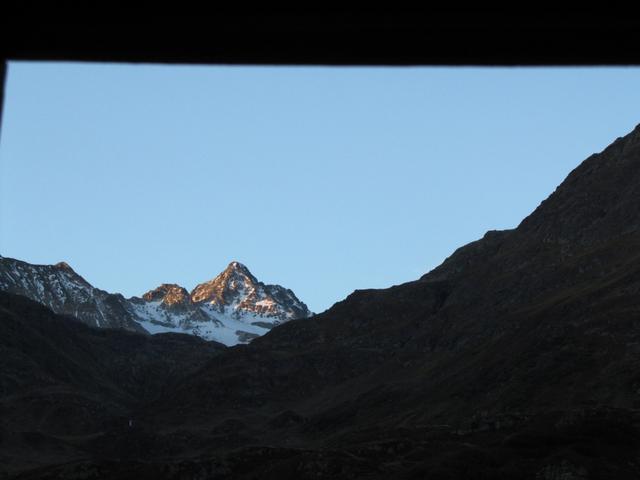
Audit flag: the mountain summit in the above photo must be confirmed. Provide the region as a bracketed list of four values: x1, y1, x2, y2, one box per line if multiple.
[191, 261, 311, 321]
[131, 261, 312, 344]
[192, 261, 263, 305]
[0, 257, 311, 345]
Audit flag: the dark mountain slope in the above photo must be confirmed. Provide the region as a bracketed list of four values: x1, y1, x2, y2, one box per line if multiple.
[0, 292, 225, 475]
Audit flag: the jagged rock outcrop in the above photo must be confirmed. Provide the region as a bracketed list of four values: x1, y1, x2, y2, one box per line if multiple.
[142, 284, 192, 307]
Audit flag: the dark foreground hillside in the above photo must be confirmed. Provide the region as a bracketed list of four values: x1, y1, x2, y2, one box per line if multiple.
[4, 125, 640, 478]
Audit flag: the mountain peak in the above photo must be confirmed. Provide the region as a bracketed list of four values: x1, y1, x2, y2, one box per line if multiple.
[51, 260, 93, 288]
[225, 261, 251, 274]
[188, 261, 311, 325]
[142, 284, 191, 306]
[54, 261, 74, 271]
[218, 261, 259, 286]
[191, 261, 258, 304]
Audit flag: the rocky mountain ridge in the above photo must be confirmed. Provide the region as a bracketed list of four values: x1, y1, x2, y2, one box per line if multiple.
[0, 258, 311, 345]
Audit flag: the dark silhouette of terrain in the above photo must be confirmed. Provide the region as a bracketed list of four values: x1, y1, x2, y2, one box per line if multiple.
[3, 125, 640, 478]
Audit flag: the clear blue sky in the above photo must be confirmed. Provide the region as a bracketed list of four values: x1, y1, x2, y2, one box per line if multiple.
[1, 62, 639, 313]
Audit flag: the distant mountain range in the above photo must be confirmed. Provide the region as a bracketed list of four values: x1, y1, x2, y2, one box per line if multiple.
[0, 258, 311, 345]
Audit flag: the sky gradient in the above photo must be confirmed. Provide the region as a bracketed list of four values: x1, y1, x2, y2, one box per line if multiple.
[1, 63, 640, 313]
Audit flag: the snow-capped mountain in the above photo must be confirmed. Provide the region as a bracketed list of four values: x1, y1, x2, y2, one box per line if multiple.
[129, 261, 313, 345]
[0, 256, 312, 345]
[0, 256, 146, 333]
[191, 261, 311, 322]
